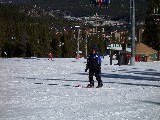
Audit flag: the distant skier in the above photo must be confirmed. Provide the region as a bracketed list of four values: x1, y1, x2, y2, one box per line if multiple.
[4, 52, 7, 58]
[48, 53, 52, 60]
[85, 46, 103, 88]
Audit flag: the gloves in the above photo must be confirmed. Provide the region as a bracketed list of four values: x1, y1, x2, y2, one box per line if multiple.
[85, 65, 88, 72]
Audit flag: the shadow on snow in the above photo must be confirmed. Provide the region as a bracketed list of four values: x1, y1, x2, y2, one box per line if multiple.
[16, 70, 160, 88]
[135, 100, 160, 106]
[101, 73, 160, 82]
[77, 72, 160, 88]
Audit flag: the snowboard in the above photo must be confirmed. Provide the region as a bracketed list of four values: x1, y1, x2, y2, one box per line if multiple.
[73, 85, 102, 88]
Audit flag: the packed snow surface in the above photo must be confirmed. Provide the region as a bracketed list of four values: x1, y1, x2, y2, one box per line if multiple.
[0, 57, 160, 120]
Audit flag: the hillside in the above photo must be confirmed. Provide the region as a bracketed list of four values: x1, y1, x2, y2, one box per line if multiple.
[0, 0, 152, 58]
[32, 0, 148, 21]
[1, 0, 148, 22]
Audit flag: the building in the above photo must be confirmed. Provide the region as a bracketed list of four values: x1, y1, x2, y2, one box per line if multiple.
[136, 43, 157, 61]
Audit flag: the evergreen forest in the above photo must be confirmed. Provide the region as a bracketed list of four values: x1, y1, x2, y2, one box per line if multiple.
[0, 0, 160, 58]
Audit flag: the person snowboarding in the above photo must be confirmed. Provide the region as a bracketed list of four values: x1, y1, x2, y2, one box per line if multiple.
[85, 46, 103, 88]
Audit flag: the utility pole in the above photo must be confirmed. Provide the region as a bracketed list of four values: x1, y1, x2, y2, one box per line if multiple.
[130, 0, 135, 65]
[85, 31, 88, 58]
[75, 25, 81, 59]
[76, 28, 80, 59]
[96, 12, 98, 33]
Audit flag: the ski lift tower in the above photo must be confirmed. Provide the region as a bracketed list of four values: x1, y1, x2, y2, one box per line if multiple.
[130, 0, 135, 65]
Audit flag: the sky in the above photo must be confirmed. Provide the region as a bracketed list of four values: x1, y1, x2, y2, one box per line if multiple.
[0, 57, 160, 120]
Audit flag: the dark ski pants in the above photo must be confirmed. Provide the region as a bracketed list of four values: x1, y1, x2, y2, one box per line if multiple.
[89, 69, 102, 86]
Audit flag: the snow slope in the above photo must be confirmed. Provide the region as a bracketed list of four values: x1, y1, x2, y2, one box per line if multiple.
[0, 57, 160, 120]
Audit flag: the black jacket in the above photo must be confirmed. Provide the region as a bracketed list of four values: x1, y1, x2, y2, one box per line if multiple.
[86, 52, 101, 70]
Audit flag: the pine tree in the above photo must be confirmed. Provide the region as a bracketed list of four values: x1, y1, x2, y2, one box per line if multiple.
[144, 0, 160, 51]
[51, 34, 62, 58]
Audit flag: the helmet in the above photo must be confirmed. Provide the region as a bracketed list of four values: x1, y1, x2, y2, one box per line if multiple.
[92, 46, 99, 51]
